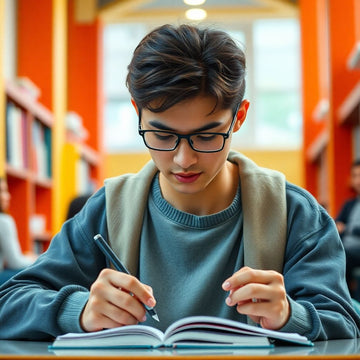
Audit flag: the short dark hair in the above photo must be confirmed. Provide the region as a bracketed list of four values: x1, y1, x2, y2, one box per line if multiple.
[126, 24, 246, 114]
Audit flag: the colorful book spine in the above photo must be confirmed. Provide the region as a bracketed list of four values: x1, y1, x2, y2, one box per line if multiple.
[6, 102, 27, 170]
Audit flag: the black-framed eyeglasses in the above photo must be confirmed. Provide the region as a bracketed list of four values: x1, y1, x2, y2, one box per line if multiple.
[138, 104, 240, 153]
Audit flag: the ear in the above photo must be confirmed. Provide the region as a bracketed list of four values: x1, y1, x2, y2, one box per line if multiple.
[233, 100, 250, 133]
[131, 99, 139, 115]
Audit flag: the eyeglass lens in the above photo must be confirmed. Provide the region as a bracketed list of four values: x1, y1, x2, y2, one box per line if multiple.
[143, 132, 225, 152]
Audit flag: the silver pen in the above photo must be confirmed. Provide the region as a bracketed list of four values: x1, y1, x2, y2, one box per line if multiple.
[93, 234, 159, 322]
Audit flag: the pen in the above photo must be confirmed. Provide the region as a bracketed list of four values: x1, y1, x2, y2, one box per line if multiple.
[93, 234, 159, 322]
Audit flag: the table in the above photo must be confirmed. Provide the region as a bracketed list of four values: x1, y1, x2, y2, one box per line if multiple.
[0, 339, 360, 359]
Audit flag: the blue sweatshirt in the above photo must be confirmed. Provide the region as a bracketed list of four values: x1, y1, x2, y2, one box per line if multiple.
[0, 155, 359, 341]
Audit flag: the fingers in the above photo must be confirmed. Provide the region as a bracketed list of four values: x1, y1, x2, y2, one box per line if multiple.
[223, 266, 279, 292]
[222, 267, 290, 330]
[81, 269, 156, 332]
[105, 269, 156, 309]
[223, 267, 282, 303]
[82, 291, 142, 331]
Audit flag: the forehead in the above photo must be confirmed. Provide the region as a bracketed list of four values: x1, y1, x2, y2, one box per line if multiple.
[144, 96, 231, 122]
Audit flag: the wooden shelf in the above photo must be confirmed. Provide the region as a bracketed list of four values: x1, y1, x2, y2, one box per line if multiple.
[81, 143, 100, 166]
[6, 163, 30, 180]
[33, 175, 53, 189]
[312, 98, 329, 121]
[3, 80, 54, 253]
[306, 129, 329, 163]
[337, 81, 360, 125]
[5, 81, 53, 126]
[347, 41, 360, 69]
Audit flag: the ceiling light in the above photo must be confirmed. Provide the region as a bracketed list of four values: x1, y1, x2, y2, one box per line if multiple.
[185, 8, 207, 21]
[183, 0, 206, 5]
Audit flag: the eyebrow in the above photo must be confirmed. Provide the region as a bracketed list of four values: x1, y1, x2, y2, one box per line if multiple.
[148, 120, 224, 132]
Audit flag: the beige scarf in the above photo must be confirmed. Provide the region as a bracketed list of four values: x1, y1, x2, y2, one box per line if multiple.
[105, 151, 287, 276]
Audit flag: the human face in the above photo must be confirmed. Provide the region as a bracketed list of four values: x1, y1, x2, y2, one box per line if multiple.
[137, 96, 249, 205]
[0, 179, 11, 213]
[351, 165, 360, 195]
[138, 103, 240, 153]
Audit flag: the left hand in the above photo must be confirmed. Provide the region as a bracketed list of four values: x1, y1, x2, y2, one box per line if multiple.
[222, 266, 290, 330]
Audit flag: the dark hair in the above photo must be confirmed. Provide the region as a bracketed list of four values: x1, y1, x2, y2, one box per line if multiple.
[66, 195, 91, 220]
[352, 159, 360, 168]
[126, 24, 246, 114]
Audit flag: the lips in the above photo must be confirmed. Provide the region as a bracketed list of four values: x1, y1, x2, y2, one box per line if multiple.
[174, 172, 201, 183]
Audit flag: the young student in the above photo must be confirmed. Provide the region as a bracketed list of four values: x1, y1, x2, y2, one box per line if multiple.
[0, 178, 36, 284]
[0, 24, 359, 341]
[336, 159, 360, 296]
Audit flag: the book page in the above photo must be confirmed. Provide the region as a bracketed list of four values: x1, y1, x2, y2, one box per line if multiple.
[51, 315, 312, 349]
[163, 316, 312, 346]
[53, 325, 165, 348]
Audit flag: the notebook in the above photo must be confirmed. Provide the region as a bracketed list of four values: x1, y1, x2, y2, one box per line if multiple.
[49, 315, 313, 350]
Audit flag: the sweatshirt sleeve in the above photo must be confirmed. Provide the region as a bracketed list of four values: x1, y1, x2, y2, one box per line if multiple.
[0, 189, 108, 340]
[281, 184, 360, 341]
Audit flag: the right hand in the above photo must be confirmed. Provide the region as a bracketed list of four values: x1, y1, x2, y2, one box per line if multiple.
[80, 268, 156, 332]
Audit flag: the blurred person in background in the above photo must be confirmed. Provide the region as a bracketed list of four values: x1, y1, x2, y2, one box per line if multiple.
[0, 177, 36, 284]
[336, 160, 360, 298]
[66, 194, 92, 220]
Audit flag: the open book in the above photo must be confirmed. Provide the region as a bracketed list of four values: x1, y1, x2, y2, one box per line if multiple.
[50, 316, 313, 350]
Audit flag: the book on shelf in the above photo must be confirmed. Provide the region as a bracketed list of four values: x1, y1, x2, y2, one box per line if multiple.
[31, 120, 52, 179]
[49, 315, 313, 350]
[15, 76, 41, 100]
[77, 158, 91, 194]
[6, 102, 27, 170]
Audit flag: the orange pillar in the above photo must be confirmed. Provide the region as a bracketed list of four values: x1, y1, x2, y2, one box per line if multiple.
[328, 0, 359, 215]
[67, 0, 104, 183]
[300, 0, 322, 197]
[17, 0, 53, 109]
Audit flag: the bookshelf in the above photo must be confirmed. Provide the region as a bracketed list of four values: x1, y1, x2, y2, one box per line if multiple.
[58, 109, 100, 223]
[78, 143, 100, 194]
[60, 134, 100, 224]
[301, 0, 360, 215]
[60, 0, 104, 224]
[1, 0, 103, 241]
[4, 80, 53, 254]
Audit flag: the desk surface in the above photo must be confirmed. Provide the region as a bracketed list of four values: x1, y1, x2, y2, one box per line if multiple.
[0, 339, 359, 359]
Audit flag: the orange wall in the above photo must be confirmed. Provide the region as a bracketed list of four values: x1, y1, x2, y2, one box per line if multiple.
[17, 0, 53, 109]
[104, 149, 304, 187]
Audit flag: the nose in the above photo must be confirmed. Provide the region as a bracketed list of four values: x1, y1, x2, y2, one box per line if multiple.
[173, 138, 198, 169]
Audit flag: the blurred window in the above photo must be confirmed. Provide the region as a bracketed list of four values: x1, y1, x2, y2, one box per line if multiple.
[103, 19, 301, 152]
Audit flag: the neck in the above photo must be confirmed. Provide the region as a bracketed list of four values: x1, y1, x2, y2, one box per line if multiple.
[159, 161, 239, 216]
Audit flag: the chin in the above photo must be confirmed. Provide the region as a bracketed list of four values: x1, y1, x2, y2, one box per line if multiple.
[166, 179, 205, 196]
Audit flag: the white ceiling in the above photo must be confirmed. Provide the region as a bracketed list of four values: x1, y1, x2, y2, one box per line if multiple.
[97, 0, 298, 23]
